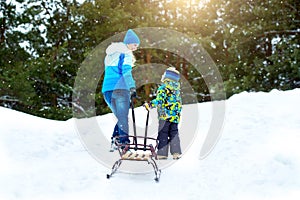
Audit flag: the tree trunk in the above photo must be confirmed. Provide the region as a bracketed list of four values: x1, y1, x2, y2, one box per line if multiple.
[182, 58, 188, 80]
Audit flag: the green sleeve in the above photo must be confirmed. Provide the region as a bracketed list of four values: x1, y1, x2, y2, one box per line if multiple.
[150, 85, 165, 108]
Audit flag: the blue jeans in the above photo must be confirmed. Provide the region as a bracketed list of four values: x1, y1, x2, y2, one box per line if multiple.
[104, 90, 130, 144]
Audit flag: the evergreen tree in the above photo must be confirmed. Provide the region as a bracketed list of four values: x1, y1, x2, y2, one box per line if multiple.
[1, 0, 298, 120]
[0, 0, 34, 111]
[210, 0, 300, 95]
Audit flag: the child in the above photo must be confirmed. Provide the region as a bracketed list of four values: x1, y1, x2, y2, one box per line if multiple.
[144, 67, 182, 160]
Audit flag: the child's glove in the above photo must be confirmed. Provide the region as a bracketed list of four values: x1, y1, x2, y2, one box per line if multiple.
[143, 102, 151, 111]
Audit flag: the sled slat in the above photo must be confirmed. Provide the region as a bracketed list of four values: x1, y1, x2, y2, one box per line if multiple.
[121, 152, 151, 161]
[122, 152, 132, 159]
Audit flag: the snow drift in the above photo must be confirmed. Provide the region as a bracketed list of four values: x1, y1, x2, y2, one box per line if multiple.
[1, 89, 300, 200]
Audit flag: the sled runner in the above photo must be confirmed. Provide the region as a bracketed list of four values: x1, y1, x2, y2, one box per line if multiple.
[107, 98, 161, 182]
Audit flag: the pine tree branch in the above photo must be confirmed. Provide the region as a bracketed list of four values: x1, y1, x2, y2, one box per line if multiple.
[241, 29, 300, 44]
[0, 96, 19, 102]
[256, 29, 300, 39]
[284, 2, 298, 13]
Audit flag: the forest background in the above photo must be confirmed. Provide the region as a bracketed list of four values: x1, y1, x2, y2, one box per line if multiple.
[0, 0, 299, 120]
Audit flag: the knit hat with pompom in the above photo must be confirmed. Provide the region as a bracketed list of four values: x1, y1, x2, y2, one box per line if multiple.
[123, 29, 140, 44]
[161, 67, 180, 82]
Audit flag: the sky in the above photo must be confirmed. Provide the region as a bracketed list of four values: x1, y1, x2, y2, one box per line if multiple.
[0, 88, 300, 200]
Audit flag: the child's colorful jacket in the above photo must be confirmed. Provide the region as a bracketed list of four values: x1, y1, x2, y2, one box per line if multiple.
[150, 80, 182, 123]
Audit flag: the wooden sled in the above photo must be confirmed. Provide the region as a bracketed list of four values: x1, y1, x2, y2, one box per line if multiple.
[107, 100, 161, 182]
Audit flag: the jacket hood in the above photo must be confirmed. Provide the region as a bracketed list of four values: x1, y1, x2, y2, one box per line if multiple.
[106, 42, 132, 55]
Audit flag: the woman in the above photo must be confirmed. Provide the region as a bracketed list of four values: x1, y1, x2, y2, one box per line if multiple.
[102, 29, 140, 148]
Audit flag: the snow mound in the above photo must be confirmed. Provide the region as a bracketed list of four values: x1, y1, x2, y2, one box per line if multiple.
[1, 89, 300, 200]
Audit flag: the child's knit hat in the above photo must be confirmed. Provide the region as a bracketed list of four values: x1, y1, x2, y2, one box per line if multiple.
[161, 67, 180, 82]
[123, 29, 140, 45]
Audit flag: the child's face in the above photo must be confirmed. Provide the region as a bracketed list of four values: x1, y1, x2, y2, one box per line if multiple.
[127, 43, 139, 51]
[161, 74, 165, 82]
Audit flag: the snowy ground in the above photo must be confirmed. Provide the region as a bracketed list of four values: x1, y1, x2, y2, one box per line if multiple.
[1, 89, 300, 200]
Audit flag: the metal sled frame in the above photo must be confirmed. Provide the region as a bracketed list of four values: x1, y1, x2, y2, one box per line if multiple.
[107, 99, 161, 182]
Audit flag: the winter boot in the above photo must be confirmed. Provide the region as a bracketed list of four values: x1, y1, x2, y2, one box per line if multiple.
[172, 153, 181, 160]
[109, 137, 118, 152]
[157, 155, 168, 160]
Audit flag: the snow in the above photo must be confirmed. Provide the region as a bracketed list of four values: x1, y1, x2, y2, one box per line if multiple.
[1, 89, 300, 200]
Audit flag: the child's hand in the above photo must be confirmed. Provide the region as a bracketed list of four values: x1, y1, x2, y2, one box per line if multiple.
[143, 102, 151, 111]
